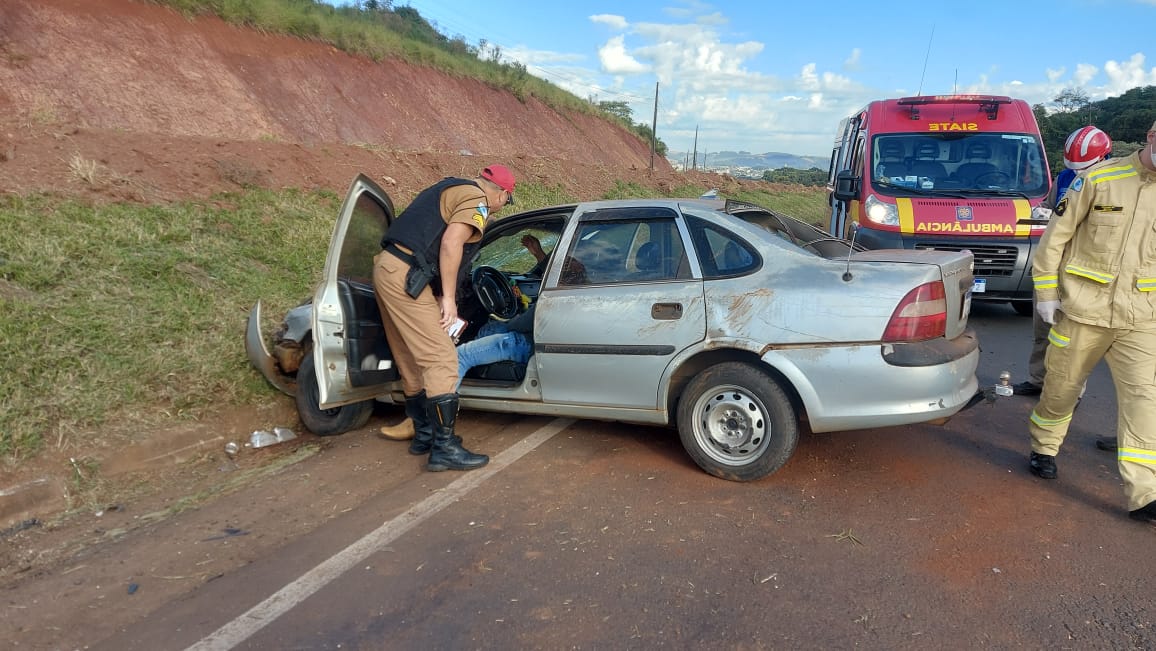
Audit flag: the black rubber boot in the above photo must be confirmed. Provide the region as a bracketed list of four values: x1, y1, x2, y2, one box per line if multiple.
[426, 393, 488, 472]
[405, 391, 436, 456]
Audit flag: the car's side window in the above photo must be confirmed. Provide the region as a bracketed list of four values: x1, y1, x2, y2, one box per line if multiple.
[684, 216, 759, 279]
[338, 192, 393, 284]
[560, 213, 689, 286]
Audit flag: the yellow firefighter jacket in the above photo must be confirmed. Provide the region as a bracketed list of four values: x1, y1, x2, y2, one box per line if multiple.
[1032, 151, 1156, 328]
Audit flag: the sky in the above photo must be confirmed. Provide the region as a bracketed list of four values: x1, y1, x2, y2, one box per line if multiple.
[341, 0, 1156, 157]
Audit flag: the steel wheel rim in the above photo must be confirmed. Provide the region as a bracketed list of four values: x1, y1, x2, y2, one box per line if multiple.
[692, 384, 769, 466]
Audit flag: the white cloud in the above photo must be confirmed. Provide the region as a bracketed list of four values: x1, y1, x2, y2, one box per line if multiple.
[590, 14, 628, 30]
[844, 48, 861, 71]
[1102, 53, 1156, 94]
[1074, 63, 1099, 86]
[799, 63, 819, 91]
[598, 35, 650, 74]
[696, 12, 727, 26]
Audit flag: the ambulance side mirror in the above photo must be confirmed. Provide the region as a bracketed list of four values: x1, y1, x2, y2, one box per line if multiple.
[832, 170, 859, 202]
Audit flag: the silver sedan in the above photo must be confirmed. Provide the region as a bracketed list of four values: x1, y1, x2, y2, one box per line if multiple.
[248, 175, 981, 481]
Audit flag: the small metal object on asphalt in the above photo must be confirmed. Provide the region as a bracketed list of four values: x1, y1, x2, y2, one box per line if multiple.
[249, 430, 278, 448]
[995, 370, 1014, 397]
[272, 426, 297, 442]
[224, 441, 240, 457]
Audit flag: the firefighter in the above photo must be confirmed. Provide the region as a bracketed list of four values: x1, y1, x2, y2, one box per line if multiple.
[1013, 126, 1112, 397]
[1027, 119, 1156, 524]
[374, 165, 516, 472]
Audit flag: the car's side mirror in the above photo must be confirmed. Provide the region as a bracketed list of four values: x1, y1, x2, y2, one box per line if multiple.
[832, 170, 859, 202]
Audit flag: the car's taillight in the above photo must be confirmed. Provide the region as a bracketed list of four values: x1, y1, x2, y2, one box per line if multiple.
[882, 281, 947, 342]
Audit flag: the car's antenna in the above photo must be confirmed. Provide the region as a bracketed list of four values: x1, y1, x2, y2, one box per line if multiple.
[843, 225, 858, 282]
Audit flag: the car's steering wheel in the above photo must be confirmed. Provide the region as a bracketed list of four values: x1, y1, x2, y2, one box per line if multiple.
[471, 265, 519, 320]
[974, 171, 1011, 187]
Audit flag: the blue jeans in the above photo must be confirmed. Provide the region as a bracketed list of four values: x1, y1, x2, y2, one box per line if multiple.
[455, 319, 532, 388]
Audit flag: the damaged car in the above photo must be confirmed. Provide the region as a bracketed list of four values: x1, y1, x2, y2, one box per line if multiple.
[247, 174, 981, 481]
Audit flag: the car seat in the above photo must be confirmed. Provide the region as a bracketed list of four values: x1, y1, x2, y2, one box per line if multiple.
[876, 140, 908, 178]
[908, 141, 946, 179]
[954, 142, 998, 185]
[635, 241, 661, 278]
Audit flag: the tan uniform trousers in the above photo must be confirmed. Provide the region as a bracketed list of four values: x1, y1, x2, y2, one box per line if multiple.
[372, 250, 458, 397]
[1026, 294, 1085, 396]
[1029, 317, 1156, 510]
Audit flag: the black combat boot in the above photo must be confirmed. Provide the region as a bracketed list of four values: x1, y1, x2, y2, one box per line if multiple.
[405, 391, 436, 456]
[1029, 452, 1057, 479]
[426, 393, 488, 472]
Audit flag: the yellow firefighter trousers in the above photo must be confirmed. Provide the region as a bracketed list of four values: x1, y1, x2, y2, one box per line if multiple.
[1029, 318, 1156, 510]
[372, 250, 459, 397]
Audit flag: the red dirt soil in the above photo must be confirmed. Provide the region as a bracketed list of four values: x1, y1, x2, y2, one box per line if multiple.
[0, 0, 757, 205]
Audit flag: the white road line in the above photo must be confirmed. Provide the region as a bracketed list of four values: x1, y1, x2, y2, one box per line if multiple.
[186, 418, 574, 651]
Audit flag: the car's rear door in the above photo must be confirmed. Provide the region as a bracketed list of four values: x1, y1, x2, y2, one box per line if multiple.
[533, 205, 705, 409]
[312, 174, 399, 408]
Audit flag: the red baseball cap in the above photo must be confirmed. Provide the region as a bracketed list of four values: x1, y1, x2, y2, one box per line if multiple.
[481, 164, 516, 205]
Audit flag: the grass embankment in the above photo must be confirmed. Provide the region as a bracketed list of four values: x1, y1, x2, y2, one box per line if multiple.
[0, 182, 827, 463]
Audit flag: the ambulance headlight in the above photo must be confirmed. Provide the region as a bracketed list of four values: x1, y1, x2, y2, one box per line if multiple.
[864, 194, 899, 226]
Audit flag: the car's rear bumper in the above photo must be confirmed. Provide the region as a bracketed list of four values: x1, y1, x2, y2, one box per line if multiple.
[882, 328, 978, 367]
[763, 333, 980, 433]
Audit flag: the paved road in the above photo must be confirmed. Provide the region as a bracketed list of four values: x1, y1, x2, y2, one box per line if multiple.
[15, 302, 1156, 650]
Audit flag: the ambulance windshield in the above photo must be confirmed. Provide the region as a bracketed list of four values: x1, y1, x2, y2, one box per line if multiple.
[870, 133, 1048, 197]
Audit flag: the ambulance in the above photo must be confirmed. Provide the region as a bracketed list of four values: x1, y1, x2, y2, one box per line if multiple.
[826, 95, 1051, 315]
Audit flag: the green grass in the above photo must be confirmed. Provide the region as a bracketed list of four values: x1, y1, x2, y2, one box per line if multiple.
[0, 180, 828, 463]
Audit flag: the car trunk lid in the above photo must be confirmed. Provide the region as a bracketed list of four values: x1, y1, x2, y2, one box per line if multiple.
[851, 249, 974, 340]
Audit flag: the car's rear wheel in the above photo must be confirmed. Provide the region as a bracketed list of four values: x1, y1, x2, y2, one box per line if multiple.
[677, 362, 798, 482]
[295, 353, 374, 436]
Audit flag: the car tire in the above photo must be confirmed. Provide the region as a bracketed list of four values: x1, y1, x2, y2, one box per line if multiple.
[1010, 300, 1033, 317]
[677, 362, 798, 482]
[295, 352, 374, 436]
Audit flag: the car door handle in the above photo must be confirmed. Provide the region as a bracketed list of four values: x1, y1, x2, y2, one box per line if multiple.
[651, 303, 683, 320]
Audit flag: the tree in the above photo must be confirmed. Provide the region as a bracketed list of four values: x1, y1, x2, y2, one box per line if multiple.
[1053, 87, 1090, 113]
[597, 101, 633, 123]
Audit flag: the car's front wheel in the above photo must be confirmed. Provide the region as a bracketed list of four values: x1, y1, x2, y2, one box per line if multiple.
[676, 362, 798, 482]
[295, 353, 374, 436]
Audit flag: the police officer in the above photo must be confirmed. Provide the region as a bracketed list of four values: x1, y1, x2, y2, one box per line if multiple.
[1028, 119, 1156, 524]
[1013, 126, 1112, 397]
[373, 165, 516, 472]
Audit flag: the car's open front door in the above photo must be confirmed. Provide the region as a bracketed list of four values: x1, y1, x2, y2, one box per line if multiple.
[311, 174, 400, 408]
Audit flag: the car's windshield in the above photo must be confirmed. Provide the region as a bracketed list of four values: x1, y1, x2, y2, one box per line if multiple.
[472, 221, 561, 277]
[869, 132, 1049, 197]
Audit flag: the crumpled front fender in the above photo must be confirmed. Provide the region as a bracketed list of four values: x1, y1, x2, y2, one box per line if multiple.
[245, 300, 297, 397]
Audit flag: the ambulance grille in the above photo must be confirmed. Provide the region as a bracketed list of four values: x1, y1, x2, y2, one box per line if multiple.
[913, 243, 1018, 277]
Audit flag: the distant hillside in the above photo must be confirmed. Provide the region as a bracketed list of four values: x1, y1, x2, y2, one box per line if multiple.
[668, 150, 828, 175]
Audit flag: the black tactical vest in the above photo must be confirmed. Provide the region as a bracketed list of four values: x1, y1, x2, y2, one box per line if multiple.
[382, 177, 484, 286]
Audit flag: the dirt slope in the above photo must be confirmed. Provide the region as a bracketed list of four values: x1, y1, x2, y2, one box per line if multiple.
[0, 0, 745, 205]
[0, 0, 750, 572]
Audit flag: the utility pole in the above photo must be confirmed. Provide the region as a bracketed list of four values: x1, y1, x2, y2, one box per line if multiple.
[649, 82, 659, 171]
[691, 126, 699, 172]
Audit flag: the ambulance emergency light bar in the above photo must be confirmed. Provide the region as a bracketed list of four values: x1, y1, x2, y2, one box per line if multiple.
[896, 95, 1013, 121]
